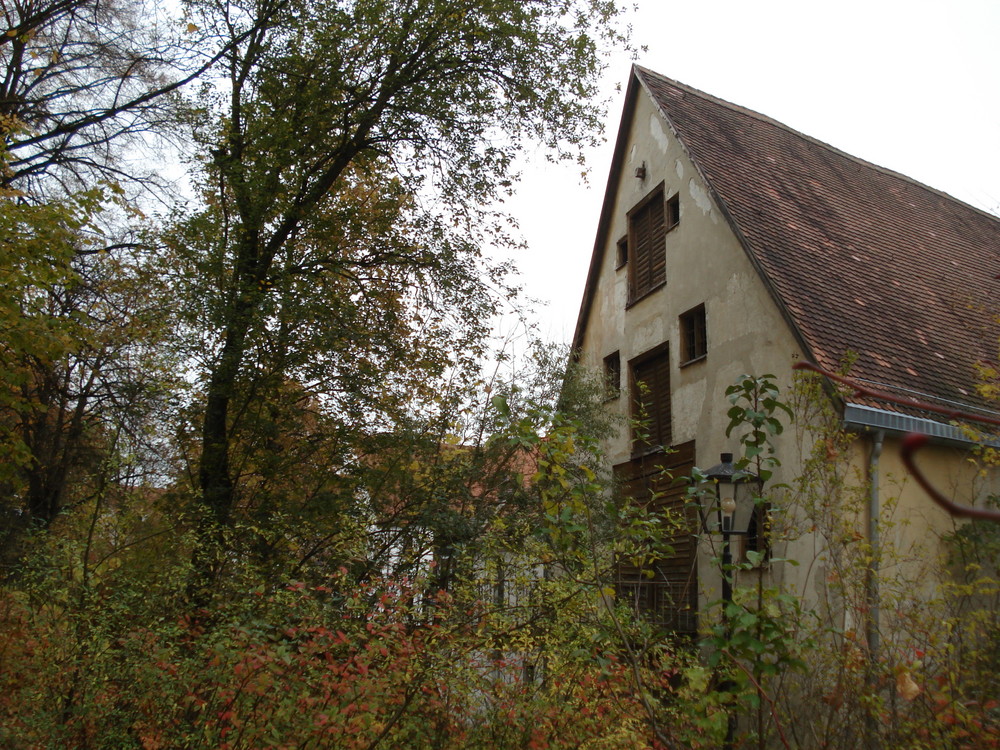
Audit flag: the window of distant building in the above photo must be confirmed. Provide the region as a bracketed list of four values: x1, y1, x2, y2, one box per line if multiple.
[679, 304, 707, 365]
[627, 186, 678, 304]
[603, 351, 621, 399]
[631, 344, 671, 456]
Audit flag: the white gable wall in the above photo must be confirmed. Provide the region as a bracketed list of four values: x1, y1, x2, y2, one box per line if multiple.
[579, 86, 804, 470]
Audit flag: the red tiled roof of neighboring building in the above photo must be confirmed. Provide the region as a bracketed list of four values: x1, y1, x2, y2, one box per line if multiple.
[576, 66, 1000, 417]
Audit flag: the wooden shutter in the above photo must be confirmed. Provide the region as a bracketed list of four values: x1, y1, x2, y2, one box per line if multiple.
[614, 441, 698, 634]
[628, 186, 666, 301]
[632, 346, 671, 455]
[680, 304, 707, 363]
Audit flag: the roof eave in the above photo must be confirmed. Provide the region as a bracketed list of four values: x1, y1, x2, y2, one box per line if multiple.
[571, 66, 821, 371]
[570, 66, 643, 357]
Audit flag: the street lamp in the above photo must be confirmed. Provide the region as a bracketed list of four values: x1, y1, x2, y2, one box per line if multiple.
[705, 452, 758, 530]
[702, 452, 760, 750]
[703, 452, 760, 614]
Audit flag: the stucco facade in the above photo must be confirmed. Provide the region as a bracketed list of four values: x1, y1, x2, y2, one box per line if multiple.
[577, 79, 803, 472]
[572, 66, 1000, 640]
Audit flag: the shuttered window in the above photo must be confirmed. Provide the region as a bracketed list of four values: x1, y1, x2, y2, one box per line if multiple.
[631, 345, 671, 455]
[614, 441, 698, 635]
[628, 185, 667, 302]
[603, 351, 621, 398]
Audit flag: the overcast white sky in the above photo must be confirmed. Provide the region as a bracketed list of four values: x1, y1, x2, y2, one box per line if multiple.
[506, 0, 1000, 345]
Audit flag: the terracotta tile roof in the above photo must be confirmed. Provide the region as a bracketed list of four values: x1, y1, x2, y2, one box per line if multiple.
[635, 67, 1000, 416]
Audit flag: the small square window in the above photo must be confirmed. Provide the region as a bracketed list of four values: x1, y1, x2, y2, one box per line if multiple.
[603, 351, 621, 398]
[666, 194, 680, 230]
[679, 305, 707, 364]
[616, 236, 628, 268]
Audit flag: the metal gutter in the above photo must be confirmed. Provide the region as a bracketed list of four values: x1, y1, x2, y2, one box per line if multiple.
[842, 404, 997, 447]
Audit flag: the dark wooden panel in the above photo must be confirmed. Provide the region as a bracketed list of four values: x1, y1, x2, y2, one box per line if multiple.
[631, 346, 672, 454]
[613, 441, 698, 634]
[628, 187, 666, 300]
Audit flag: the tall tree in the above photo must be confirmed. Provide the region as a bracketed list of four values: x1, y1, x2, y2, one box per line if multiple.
[0, 0, 228, 553]
[175, 0, 626, 579]
[0, 185, 177, 563]
[0, 1, 163, 553]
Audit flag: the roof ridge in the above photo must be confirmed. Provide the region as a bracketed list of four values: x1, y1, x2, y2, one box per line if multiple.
[633, 65, 1000, 223]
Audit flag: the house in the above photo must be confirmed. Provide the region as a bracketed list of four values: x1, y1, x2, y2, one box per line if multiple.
[571, 66, 1000, 638]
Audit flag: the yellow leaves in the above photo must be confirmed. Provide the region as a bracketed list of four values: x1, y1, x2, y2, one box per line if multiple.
[0, 185, 25, 199]
[186, 23, 200, 34]
[3, 27, 34, 43]
[0, 112, 26, 139]
[896, 669, 921, 701]
[684, 665, 711, 693]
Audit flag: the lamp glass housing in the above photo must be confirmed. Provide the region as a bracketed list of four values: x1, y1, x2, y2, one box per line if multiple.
[704, 452, 759, 535]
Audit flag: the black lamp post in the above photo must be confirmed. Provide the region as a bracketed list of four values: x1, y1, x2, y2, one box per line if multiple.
[702, 452, 760, 750]
[703, 452, 759, 611]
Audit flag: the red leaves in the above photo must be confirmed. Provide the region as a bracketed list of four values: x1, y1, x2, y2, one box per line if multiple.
[0, 570, 663, 749]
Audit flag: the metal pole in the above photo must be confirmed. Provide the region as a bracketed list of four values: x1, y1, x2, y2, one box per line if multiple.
[722, 524, 735, 750]
[865, 430, 884, 750]
[721, 526, 733, 627]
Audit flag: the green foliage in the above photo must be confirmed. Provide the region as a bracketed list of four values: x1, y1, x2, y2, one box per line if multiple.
[703, 584, 813, 678]
[0, 364, 671, 748]
[724, 373, 793, 482]
[0, 194, 83, 469]
[687, 375, 805, 747]
[754, 368, 1000, 749]
[163, 0, 631, 584]
[0, 570, 657, 749]
[0, 4, 788, 748]
[0, 178, 181, 564]
[0, 188, 105, 515]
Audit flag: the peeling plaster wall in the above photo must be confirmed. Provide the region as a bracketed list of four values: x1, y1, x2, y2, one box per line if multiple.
[579, 87, 803, 470]
[577, 87, 806, 614]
